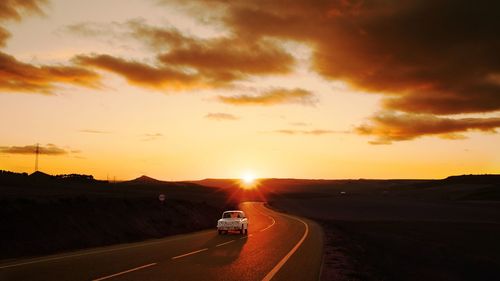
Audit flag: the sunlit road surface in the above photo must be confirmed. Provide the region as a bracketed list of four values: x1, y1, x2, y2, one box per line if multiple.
[0, 202, 323, 281]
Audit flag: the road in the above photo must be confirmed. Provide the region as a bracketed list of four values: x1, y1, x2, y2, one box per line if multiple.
[0, 202, 323, 281]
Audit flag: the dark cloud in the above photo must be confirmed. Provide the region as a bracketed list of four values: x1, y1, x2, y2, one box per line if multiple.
[218, 88, 316, 106]
[0, 52, 101, 94]
[0, 144, 73, 155]
[356, 111, 500, 144]
[205, 112, 239, 121]
[170, 0, 500, 140]
[196, 0, 500, 115]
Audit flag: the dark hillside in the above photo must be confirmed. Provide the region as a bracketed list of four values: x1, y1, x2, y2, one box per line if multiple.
[0, 171, 234, 260]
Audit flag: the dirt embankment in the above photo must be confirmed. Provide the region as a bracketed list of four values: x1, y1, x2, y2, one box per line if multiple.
[0, 171, 235, 260]
[0, 197, 223, 260]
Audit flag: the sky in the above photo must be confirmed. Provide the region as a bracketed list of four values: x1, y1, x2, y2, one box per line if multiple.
[0, 0, 499, 180]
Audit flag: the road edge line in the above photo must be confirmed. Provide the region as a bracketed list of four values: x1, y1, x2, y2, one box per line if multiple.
[261, 207, 309, 281]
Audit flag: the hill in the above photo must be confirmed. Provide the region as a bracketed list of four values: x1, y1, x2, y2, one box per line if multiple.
[127, 175, 163, 184]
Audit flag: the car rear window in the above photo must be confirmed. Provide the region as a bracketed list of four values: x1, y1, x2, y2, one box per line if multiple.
[223, 212, 241, 218]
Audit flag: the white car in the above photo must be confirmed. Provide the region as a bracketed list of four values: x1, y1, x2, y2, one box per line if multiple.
[217, 210, 248, 235]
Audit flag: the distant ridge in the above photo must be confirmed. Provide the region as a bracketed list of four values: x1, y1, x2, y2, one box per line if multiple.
[128, 175, 162, 184]
[29, 171, 51, 178]
[444, 174, 500, 184]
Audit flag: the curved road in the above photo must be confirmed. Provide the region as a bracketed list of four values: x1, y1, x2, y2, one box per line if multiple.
[0, 202, 323, 281]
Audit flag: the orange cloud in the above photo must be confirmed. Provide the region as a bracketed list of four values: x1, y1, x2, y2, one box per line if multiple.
[0, 0, 46, 21]
[0, 52, 100, 94]
[356, 112, 500, 144]
[128, 20, 294, 78]
[0, 27, 10, 47]
[0, 0, 47, 47]
[74, 54, 200, 90]
[157, 38, 293, 81]
[0, 1, 101, 95]
[218, 88, 316, 106]
[205, 113, 239, 121]
[69, 20, 294, 90]
[0, 144, 74, 155]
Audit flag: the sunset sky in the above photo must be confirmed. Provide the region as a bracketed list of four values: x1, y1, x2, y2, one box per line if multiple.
[1, 0, 499, 180]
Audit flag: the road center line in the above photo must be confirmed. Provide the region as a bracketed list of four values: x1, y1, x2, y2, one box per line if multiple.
[171, 248, 208, 260]
[261, 209, 310, 281]
[216, 240, 235, 247]
[92, 263, 157, 281]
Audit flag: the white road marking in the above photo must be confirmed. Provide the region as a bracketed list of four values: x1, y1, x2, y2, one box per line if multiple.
[0, 230, 212, 269]
[171, 248, 208, 260]
[254, 204, 276, 233]
[260, 216, 276, 232]
[92, 263, 157, 281]
[216, 240, 235, 247]
[261, 208, 310, 281]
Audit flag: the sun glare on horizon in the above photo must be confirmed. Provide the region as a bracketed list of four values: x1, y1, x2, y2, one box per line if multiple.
[239, 171, 260, 189]
[242, 172, 256, 185]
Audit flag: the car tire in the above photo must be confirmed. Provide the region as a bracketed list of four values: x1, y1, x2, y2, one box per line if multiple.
[240, 226, 244, 235]
[244, 228, 248, 235]
[218, 230, 222, 235]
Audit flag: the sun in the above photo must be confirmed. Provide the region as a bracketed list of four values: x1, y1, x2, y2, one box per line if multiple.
[242, 172, 255, 185]
[239, 171, 259, 189]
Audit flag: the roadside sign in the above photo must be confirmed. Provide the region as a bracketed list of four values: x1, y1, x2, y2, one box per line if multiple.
[159, 194, 166, 202]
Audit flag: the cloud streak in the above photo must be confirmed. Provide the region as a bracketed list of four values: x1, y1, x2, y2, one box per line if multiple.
[273, 129, 343, 136]
[218, 88, 316, 106]
[79, 129, 111, 134]
[0, 144, 75, 155]
[205, 112, 239, 121]
[356, 112, 500, 144]
[142, 133, 163, 141]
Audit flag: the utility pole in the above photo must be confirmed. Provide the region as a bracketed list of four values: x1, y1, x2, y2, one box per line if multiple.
[35, 143, 39, 172]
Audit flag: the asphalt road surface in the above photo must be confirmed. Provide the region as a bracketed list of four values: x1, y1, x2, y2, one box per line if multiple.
[0, 202, 323, 281]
